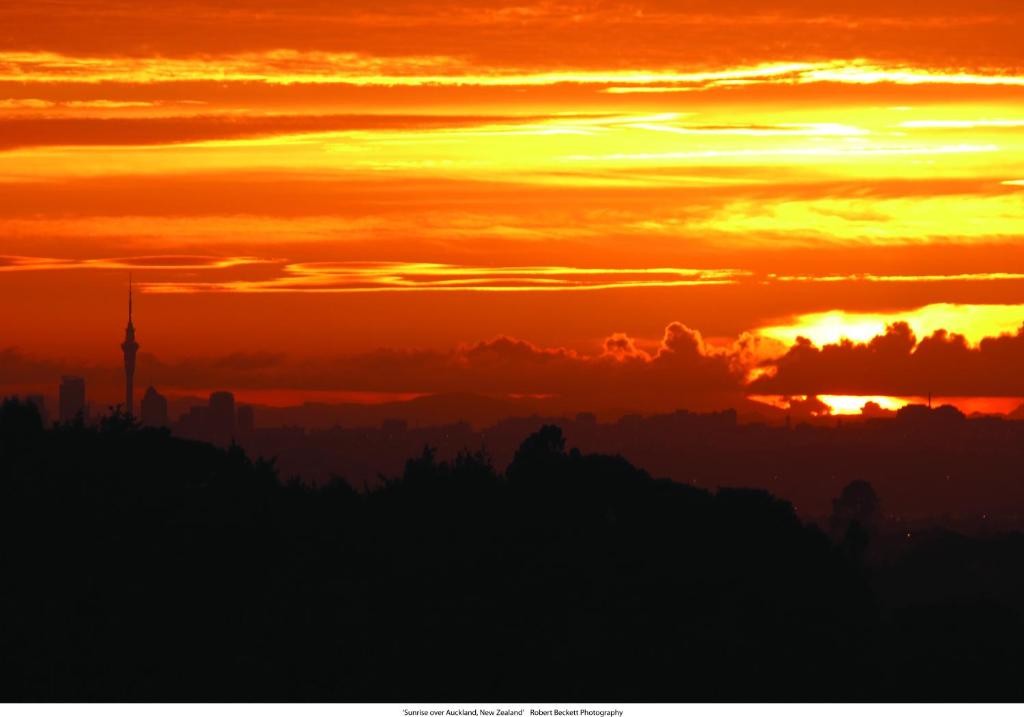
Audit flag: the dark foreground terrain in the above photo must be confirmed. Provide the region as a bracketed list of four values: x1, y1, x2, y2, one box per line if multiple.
[1, 398, 1023, 701]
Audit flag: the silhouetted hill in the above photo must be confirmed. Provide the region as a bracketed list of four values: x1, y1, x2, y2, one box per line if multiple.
[1, 398, 1023, 701]
[237, 406, 1024, 527]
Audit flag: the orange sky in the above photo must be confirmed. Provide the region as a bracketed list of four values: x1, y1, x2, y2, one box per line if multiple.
[3, 1, 1024, 414]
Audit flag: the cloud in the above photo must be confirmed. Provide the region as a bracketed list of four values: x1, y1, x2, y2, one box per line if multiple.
[10, 317, 1024, 412]
[0, 348, 73, 386]
[1, 322, 749, 412]
[4, 49, 1024, 93]
[680, 193, 1024, 246]
[301, 323, 745, 404]
[602, 333, 652, 361]
[0, 114, 586, 151]
[784, 395, 834, 419]
[138, 262, 745, 294]
[749, 321, 1024, 396]
[0, 255, 269, 272]
[2, 171, 1021, 259]
[758, 303, 1024, 347]
[2, 3, 1022, 75]
[0, 254, 750, 293]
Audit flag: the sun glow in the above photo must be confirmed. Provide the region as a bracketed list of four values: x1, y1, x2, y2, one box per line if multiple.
[748, 393, 910, 415]
[818, 395, 907, 414]
[759, 304, 1024, 347]
[752, 394, 1023, 416]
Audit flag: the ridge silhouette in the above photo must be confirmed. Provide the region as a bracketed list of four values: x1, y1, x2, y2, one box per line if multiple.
[1, 398, 1023, 700]
[224, 404, 1024, 532]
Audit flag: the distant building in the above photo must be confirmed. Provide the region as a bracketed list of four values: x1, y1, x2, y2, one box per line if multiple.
[207, 391, 236, 444]
[140, 386, 168, 427]
[59, 376, 86, 423]
[237, 404, 255, 434]
[176, 405, 205, 440]
[121, 277, 139, 417]
[26, 394, 48, 425]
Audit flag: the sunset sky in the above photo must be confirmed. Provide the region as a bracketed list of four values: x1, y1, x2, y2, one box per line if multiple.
[3, 1, 1024, 416]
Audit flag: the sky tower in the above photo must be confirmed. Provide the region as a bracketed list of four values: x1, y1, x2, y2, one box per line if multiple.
[121, 275, 139, 417]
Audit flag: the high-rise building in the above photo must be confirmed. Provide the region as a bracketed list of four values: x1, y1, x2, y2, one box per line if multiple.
[177, 405, 205, 440]
[58, 376, 86, 423]
[26, 394, 48, 425]
[140, 386, 168, 427]
[121, 276, 139, 417]
[207, 391, 236, 444]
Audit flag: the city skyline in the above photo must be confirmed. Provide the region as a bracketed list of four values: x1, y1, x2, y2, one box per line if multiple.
[27, 278, 253, 444]
[7, 282, 1024, 424]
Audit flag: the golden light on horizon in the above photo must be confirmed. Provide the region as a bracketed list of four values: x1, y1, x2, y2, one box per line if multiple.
[820, 395, 907, 414]
[3, 2, 1024, 410]
[758, 304, 1024, 348]
[752, 394, 1023, 417]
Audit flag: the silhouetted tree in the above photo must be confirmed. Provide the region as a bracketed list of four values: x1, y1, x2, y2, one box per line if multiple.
[507, 423, 566, 484]
[0, 420, 1022, 701]
[831, 480, 881, 536]
[830, 479, 882, 563]
[0, 397, 44, 454]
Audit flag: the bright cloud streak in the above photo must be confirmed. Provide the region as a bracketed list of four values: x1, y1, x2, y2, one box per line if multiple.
[0, 255, 269, 272]
[772, 272, 1024, 283]
[900, 119, 1024, 128]
[138, 262, 748, 294]
[4, 52, 1024, 91]
[693, 194, 1024, 245]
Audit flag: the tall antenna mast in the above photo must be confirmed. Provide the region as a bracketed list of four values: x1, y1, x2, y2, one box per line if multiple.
[121, 272, 139, 417]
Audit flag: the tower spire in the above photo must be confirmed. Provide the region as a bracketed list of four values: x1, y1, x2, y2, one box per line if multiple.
[121, 273, 139, 417]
